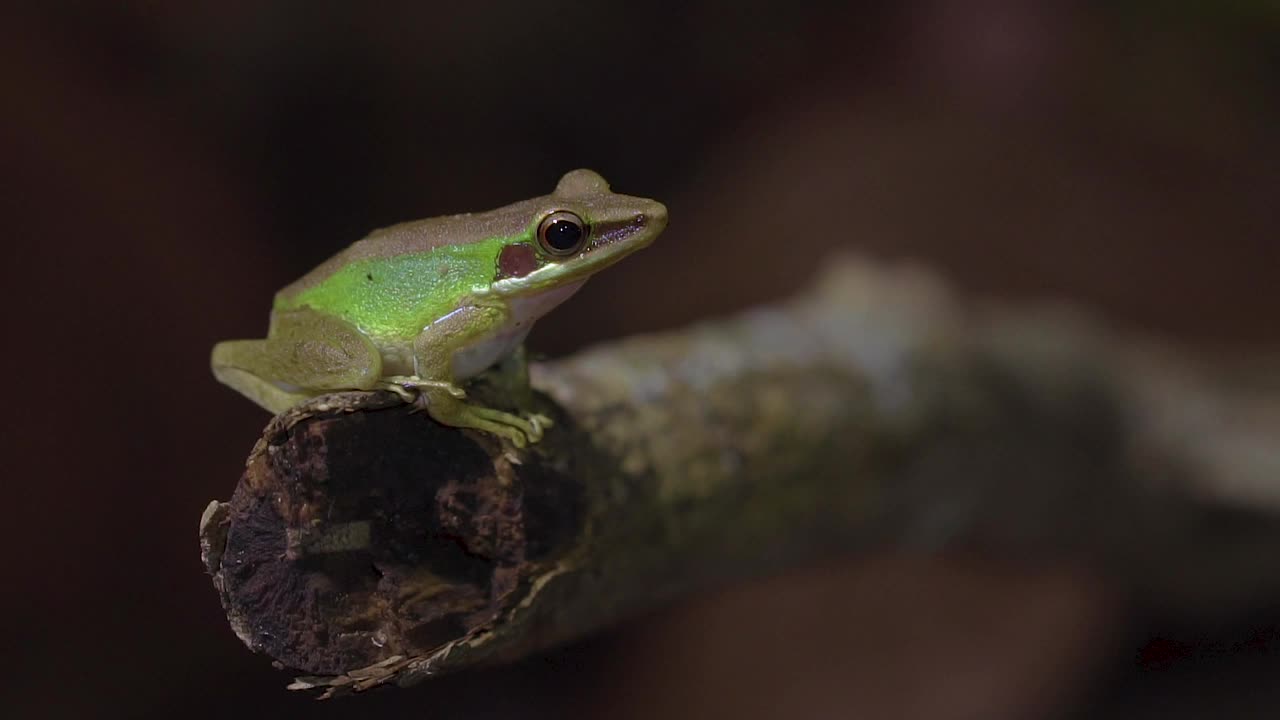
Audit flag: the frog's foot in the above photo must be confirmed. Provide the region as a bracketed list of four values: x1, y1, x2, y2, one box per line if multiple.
[379, 375, 468, 400]
[412, 388, 553, 448]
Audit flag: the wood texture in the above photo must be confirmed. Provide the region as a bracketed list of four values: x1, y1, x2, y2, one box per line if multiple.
[200, 256, 1280, 697]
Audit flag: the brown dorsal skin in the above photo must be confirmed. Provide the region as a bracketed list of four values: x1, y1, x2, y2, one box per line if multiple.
[277, 170, 656, 301]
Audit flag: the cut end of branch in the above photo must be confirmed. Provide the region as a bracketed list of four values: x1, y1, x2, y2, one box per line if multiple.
[201, 390, 586, 695]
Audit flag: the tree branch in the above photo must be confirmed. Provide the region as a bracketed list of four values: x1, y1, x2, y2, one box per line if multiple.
[199, 256, 1280, 697]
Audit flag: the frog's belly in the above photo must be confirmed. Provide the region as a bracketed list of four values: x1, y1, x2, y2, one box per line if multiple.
[370, 327, 528, 382]
[451, 324, 532, 381]
[375, 280, 586, 382]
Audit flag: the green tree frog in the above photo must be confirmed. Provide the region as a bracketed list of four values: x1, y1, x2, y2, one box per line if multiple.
[211, 169, 667, 447]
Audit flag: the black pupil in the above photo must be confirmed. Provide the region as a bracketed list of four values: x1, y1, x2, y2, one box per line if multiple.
[545, 219, 583, 252]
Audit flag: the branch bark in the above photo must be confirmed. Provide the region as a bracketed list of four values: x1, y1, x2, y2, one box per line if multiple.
[199, 256, 1280, 697]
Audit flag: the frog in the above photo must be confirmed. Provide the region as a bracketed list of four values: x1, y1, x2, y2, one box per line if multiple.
[211, 169, 667, 447]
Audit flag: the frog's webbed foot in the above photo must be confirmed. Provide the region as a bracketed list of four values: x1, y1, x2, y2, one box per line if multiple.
[379, 375, 468, 400]
[411, 386, 553, 448]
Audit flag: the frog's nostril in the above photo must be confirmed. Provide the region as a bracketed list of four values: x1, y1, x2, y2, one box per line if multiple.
[644, 201, 669, 230]
[633, 213, 647, 227]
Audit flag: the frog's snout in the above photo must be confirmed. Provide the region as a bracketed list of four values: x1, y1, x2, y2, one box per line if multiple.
[589, 198, 667, 250]
[634, 200, 668, 237]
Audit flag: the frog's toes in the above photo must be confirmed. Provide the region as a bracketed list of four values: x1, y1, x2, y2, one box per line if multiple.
[524, 413, 554, 443]
[474, 417, 529, 448]
[391, 386, 418, 403]
[383, 376, 468, 399]
[377, 378, 417, 403]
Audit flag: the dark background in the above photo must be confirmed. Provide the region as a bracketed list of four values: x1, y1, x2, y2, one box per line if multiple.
[4, 2, 1278, 718]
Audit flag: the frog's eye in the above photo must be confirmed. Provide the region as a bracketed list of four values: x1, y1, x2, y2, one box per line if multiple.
[537, 211, 588, 256]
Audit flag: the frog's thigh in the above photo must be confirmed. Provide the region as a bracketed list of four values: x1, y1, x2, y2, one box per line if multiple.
[212, 308, 382, 413]
[266, 308, 383, 389]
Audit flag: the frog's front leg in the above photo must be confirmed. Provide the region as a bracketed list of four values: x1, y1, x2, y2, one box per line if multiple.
[408, 305, 550, 448]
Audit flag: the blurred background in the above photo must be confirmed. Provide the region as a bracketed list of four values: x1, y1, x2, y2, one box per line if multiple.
[4, 1, 1278, 718]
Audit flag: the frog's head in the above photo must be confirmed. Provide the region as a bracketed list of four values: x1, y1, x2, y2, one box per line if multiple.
[491, 169, 667, 297]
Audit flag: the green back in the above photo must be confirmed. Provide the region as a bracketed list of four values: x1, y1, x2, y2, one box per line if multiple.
[275, 238, 507, 339]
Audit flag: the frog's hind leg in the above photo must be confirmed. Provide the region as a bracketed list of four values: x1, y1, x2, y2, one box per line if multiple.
[211, 343, 315, 414]
[211, 308, 382, 414]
